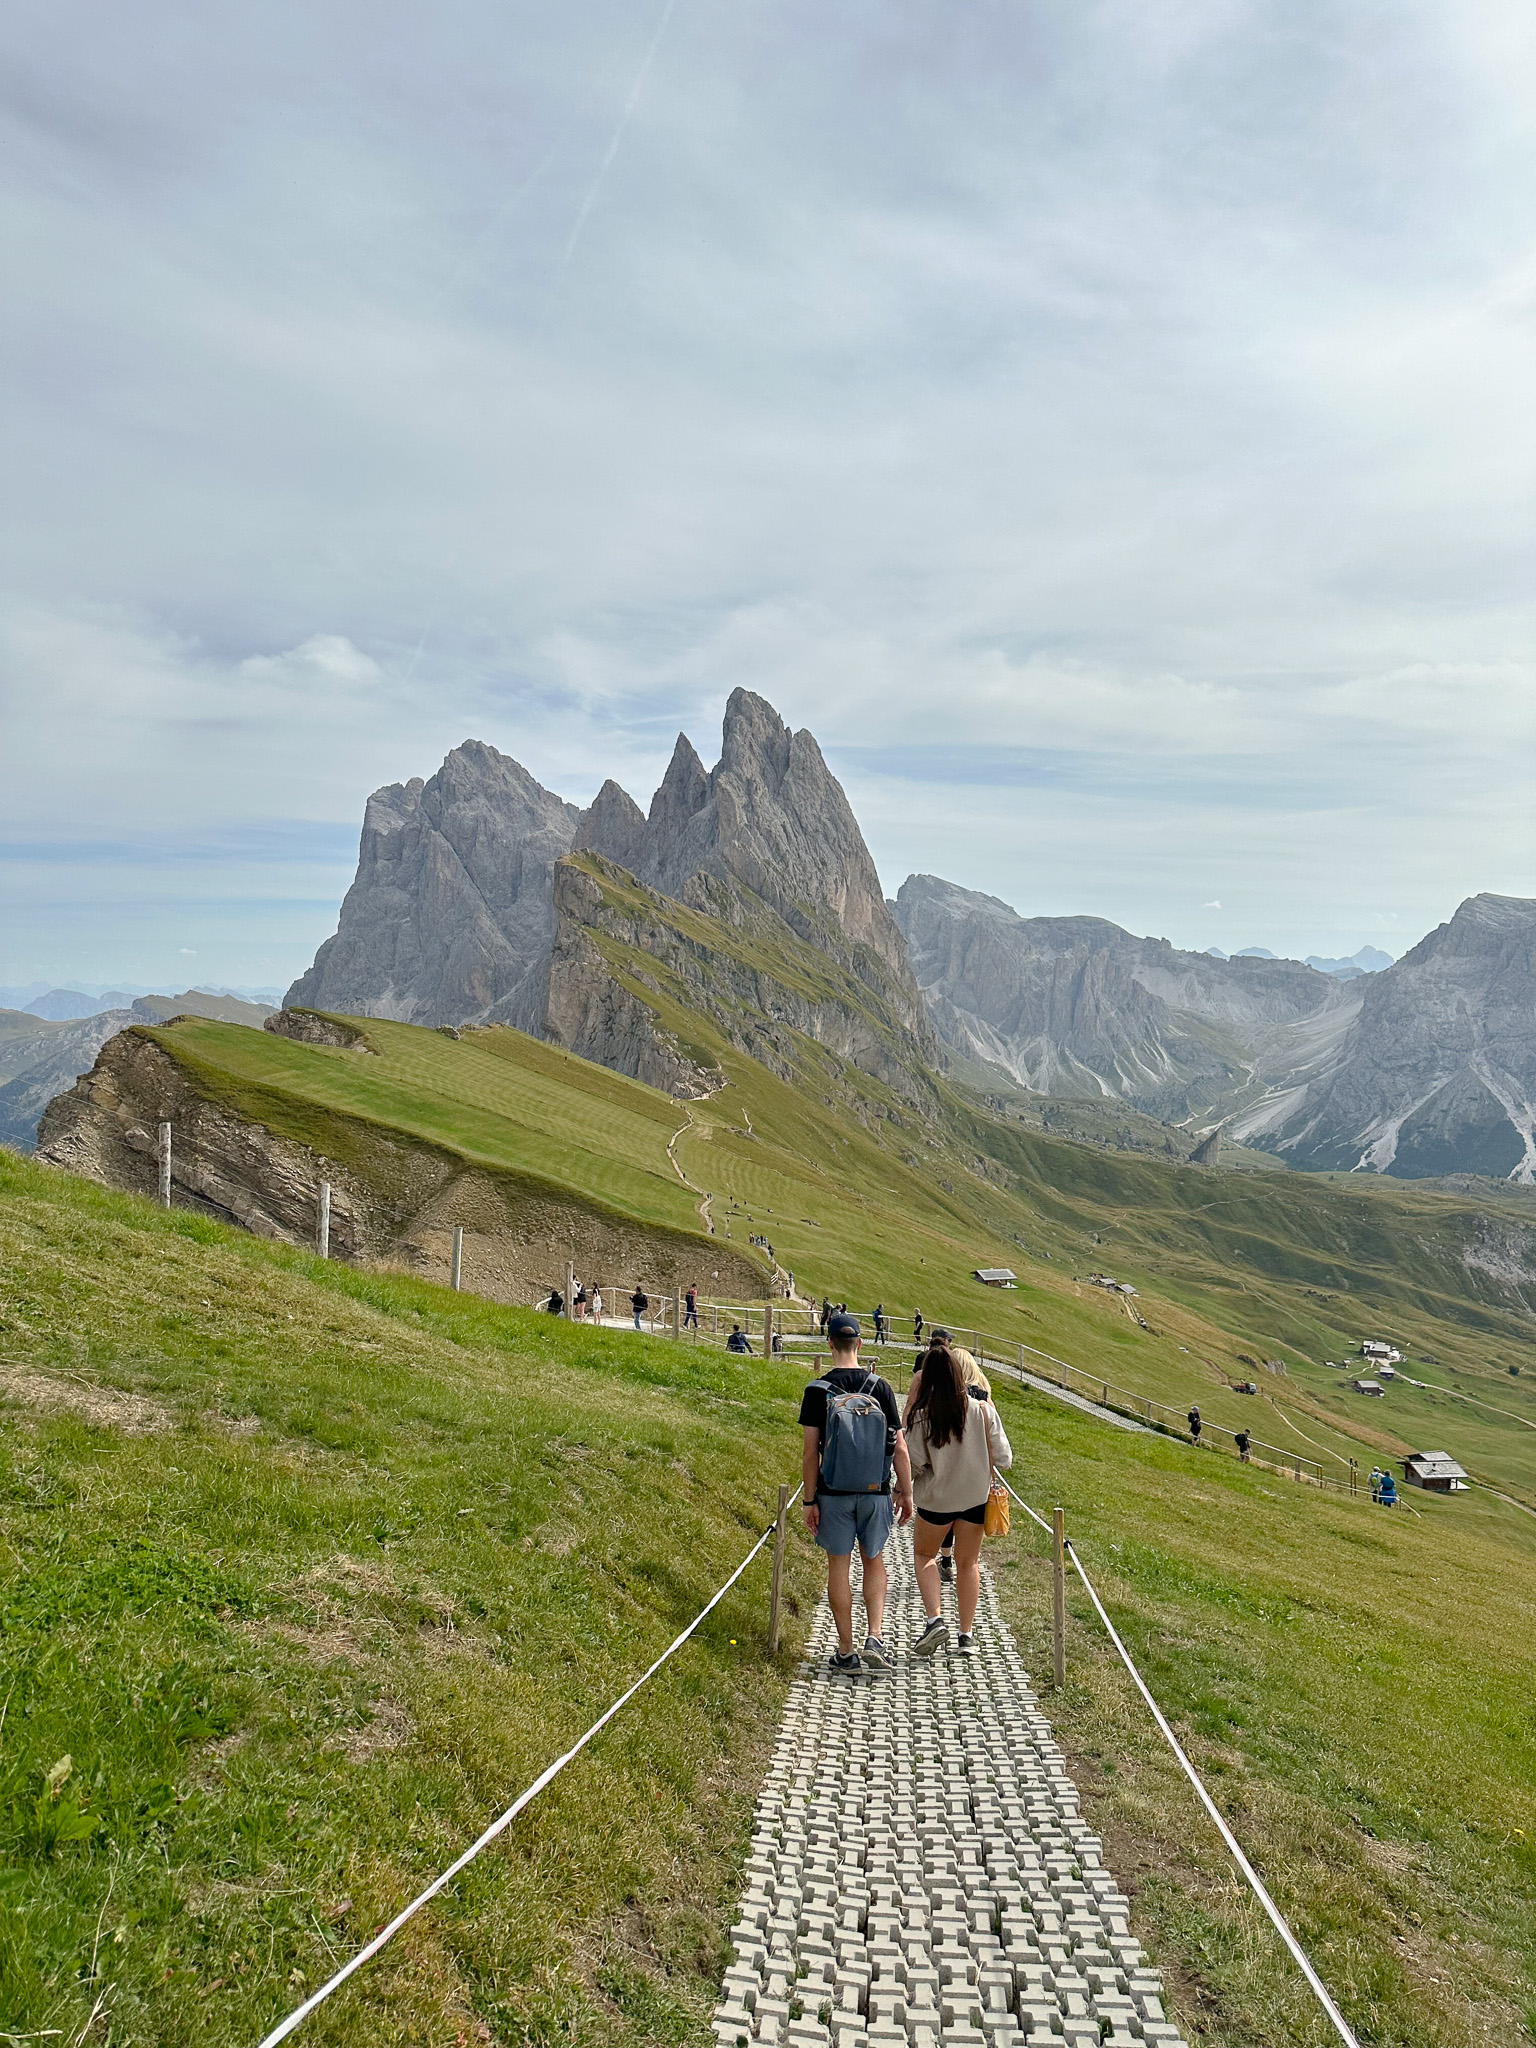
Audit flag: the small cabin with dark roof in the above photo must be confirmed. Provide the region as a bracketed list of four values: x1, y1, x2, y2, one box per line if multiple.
[973, 1268, 1017, 1288]
[1403, 1451, 1469, 1493]
[1352, 1378, 1385, 1396]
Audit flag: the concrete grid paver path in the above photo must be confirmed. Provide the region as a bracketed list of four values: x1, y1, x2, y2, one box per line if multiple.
[713, 1533, 1189, 2048]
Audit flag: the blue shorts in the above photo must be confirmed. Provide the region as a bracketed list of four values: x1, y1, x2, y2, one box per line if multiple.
[814, 1492, 894, 1558]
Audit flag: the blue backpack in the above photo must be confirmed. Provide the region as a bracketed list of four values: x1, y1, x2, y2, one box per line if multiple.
[813, 1373, 890, 1494]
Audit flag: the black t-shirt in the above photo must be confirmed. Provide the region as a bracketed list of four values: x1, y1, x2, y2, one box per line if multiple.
[798, 1366, 903, 1494]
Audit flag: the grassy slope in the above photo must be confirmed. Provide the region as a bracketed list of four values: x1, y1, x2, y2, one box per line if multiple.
[139, 1003, 1536, 1507]
[986, 1369, 1536, 2047]
[3, 1155, 1534, 2047]
[0, 1153, 821, 2048]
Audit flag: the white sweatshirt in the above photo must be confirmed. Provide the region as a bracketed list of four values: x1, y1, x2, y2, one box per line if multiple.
[906, 1395, 1013, 1515]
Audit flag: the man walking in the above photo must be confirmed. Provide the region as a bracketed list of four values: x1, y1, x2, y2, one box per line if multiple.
[1188, 1405, 1202, 1444]
[684, 1282, 699, 1329]
[1235, 1428, 1250, 1463]
[873, 1303, 886, 1345]
[631, 1283, 648, 1331]
[800, 1312, 914, 1674]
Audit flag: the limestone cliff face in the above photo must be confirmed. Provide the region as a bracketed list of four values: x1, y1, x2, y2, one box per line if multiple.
[544, 865, 723, 1100]
[895, 874, 1354, 1121]
[287, 741, 578, 1027]
[1235, 894, 1536, 1180]
[546, 856, 941, 1114]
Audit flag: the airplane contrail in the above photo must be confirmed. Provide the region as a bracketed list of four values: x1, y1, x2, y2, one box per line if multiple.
[557, 0, 682, 281]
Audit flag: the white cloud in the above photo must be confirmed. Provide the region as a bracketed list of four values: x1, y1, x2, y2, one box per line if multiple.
[0, 0, 1532, 977]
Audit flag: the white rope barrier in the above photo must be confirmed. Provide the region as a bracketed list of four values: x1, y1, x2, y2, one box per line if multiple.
[255, 1488, 801, 2047]
[998, 1477, 1361, 2048]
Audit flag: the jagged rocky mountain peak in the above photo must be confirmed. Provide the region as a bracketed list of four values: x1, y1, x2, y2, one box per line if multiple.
[718, 686, 793, 780]
[1408, 891, 1536, 959]
[572, 778, 648, 871]
[286, 691, 919, 1046]
[286, 738, 578, 1029]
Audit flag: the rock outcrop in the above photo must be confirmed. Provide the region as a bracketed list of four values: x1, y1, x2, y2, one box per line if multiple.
[894, 874, 1355, 1122]
[1233, 894, 1536, 1180]
[286, 741, 579, 1028]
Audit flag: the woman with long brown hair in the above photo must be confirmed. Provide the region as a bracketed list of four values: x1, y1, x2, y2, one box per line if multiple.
[904, 1332, 1012, 1656]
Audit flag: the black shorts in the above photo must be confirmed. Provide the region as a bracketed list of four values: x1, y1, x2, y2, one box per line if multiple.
[917, 1502, 987, 1527]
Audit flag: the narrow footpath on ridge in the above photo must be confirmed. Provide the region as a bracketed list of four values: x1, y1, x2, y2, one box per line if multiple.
[713, 1533, 1188, 2048]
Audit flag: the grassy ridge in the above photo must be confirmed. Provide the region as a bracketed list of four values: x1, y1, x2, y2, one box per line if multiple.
[152, 1016, 707, 1239]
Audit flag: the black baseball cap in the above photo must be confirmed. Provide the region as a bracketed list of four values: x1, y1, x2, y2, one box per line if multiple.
[827, 1311, 860, 1342]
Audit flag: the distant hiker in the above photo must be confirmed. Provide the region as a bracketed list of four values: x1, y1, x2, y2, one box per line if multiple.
[820, 1299, 831, 1335]
[684, 1283, 699, 1329]
[591, 1286, 604, 1323]
[1377, 1470, 1397, 1507]
[914, 1310, 924, 1345]
[1187, 1406, 1202, 1443]
[873, 1303, 886, 1344]
[1235, 1428, 1250, 1463]
[631, 1284, 648, 1331]
[546, 1288, 564, 1316]
[726, 1323, 751, 1354]
[800, 1312, 914, 1675]
[573, 1282, 587, 1322]
[906, 1333, 1012, 1657]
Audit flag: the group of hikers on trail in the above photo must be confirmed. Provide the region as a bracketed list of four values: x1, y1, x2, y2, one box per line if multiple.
[799, 1311, 1012, 1672]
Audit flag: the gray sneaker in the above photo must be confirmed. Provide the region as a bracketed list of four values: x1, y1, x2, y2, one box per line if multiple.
[827, 1648, 862, 1676]
[956, 1632, 975, 1653]
[861, 1635, 892, 1673]
[912, 1614, 948, 1658]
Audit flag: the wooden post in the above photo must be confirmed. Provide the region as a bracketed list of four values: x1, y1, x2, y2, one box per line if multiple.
[673, 1288, 682, 1340]
[565, 1259, 575, 1321]
[450, 1225, 463, 1292]
[1143, 1396, 1152, 1423]
[1052, 1507, 1067, 1691]
[763, 1302, 774, 1358]
[317, 1181, 331, 1259]
[157, 1121, 171, 1209]
[1294, 1453, 1302, 1482]
[1101, 1381, 1108, 1406]
[1016, 1343, 1024, 1374]
[768, 1482, 789, 1652]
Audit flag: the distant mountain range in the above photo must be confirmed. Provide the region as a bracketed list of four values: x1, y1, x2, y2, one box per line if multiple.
[1203, 944, 1394, 979]
[0, 991, 274, 1151]
[17, 695, 1531, 1184]
[271, 694, 1536, 1184]
[897, 880, 1536, 1179]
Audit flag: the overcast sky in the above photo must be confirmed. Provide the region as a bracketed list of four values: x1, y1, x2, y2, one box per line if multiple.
[3, 0, 1533, 993]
